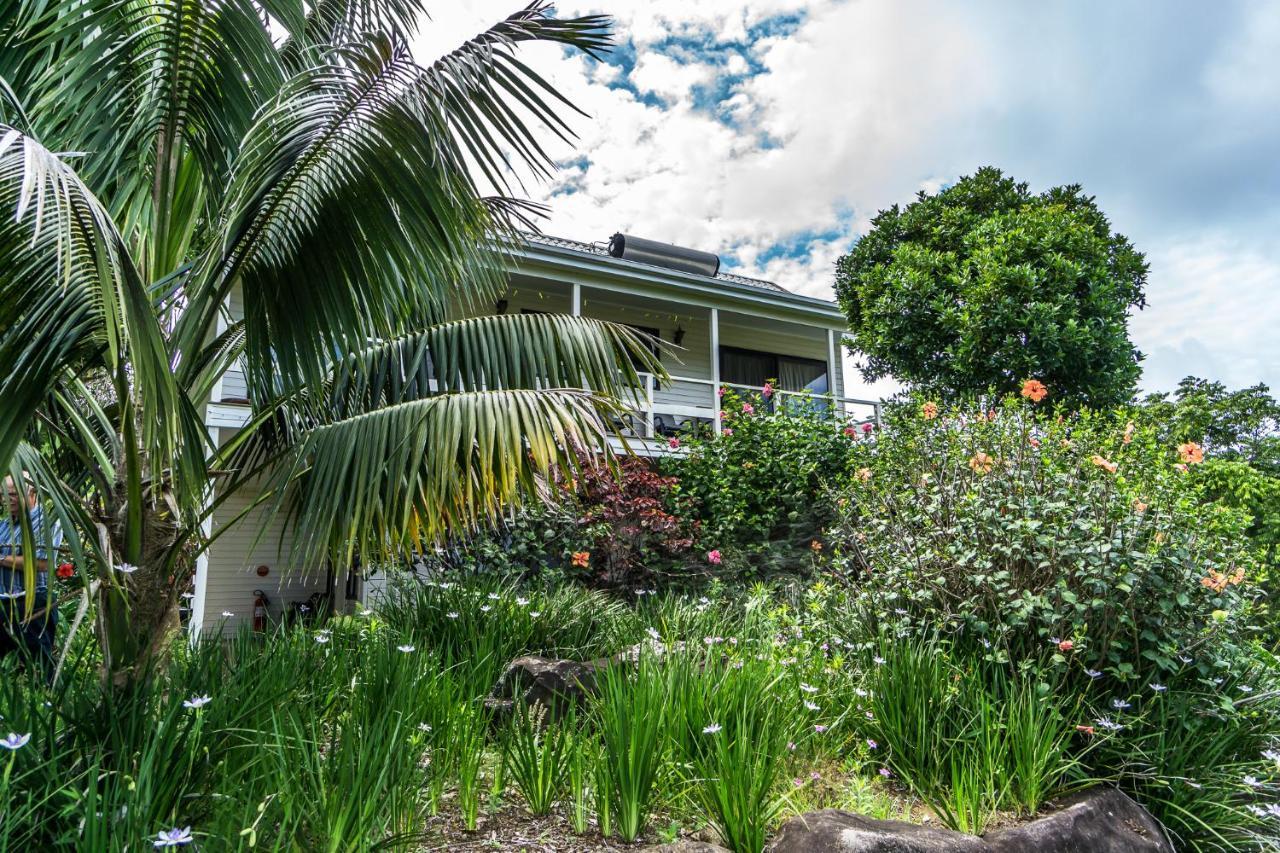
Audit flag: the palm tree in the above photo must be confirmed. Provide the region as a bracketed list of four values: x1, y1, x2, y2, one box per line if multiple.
[0, 1, 655, 685]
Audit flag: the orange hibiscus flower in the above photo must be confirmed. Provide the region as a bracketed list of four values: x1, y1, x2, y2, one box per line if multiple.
[1020, 379, 1048, 402]
[968, 452, 995, 474]
[1178, 442, 1205, 465]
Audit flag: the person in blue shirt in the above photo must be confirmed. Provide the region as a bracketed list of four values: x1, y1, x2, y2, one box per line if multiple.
[0, 474, 63, 680]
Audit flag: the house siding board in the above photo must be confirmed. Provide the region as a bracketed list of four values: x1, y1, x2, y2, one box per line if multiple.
[199, 435, 353, 635]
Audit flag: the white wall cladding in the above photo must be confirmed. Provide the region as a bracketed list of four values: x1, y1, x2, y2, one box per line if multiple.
[198, 445, 355, 635]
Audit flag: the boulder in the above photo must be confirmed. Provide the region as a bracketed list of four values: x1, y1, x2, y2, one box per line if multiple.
[483, 654, 613, 722]
[765, 789, 1170, 852]
[765, 810, 992, 852]
[985, 788, 1173, 853]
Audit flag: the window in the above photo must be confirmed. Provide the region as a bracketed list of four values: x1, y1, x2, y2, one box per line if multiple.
[720, 347, 828, 394]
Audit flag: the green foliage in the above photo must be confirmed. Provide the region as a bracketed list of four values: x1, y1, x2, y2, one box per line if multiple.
[502, 703, 575, 816]
[1136, 377, 1280, 568]
[834, 395, 1261, 684]
[663, 389, 859, 575]
[593, 653, 669, 842]
[834, 167, 1148, 409]
[3, 573, 1276, 851]
[667, 653, 800, 852]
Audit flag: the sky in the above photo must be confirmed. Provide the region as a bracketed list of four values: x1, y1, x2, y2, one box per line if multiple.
[414, 2, 1280, 400]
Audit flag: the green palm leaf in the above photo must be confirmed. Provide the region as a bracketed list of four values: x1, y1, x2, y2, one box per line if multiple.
[271, 388, 619, 565]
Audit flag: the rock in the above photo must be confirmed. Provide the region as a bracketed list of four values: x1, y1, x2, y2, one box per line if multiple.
[985, 788, 1173, 853]
[644, 843, 732, 853]
[765, 809, 992, 852]
[764, 788, 1171, 853]
[483, 654, 613, 722]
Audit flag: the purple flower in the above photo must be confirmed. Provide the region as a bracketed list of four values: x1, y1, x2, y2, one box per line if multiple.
[879, 767, 892, 778]
[0, 732, 31, 750]
[154, 827, 193, 847]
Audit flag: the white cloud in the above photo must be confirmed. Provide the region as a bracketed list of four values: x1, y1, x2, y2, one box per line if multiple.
[412, 3, 1280, 395]
[630, 53, 715, 103]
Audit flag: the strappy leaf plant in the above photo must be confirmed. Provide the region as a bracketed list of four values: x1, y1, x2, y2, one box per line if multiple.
[0, 1, 657, 685]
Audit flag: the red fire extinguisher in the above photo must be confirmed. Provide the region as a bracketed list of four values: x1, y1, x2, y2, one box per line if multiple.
[252, 590, 269, 632]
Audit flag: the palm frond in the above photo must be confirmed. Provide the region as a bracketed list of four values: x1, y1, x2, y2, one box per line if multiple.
[17, 1, 285, 268]
[0, 128, 206, 510]
[418, 2, 611, 197]
[189, 34, 504, 400]
[268, 388, 618, 565]
[325, 313, 661, 416]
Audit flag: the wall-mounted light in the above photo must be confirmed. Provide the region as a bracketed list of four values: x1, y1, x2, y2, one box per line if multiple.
[673, 325, 686, 346]
[495, 299, 509, 315]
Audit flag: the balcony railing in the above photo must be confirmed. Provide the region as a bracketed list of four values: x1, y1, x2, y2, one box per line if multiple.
[615, 372, 881, 441]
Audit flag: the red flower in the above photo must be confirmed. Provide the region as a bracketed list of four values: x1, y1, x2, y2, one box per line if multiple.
[862, 422, 874, 434]
[56, 562, 74, 579]
[1058, 639, 1074, 652]
[668, 437, 680, 449]
[571, 551, 590, 568]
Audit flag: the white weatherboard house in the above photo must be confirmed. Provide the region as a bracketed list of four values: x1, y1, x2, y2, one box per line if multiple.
[190, 232, 878, 635]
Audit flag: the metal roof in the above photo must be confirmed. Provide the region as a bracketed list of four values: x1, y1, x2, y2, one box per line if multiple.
[519, 232, 788, 293]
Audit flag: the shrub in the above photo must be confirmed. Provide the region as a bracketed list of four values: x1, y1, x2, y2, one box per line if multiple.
[664, 388, 860, 576]
[833, 394, 1261, 685]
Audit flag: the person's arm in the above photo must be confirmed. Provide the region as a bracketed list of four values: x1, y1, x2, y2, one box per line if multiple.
[0, 554, 48, 572]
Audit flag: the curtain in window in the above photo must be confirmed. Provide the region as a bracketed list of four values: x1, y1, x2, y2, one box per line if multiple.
[721, 349, 774, 387]
[778, 358, 827, 394]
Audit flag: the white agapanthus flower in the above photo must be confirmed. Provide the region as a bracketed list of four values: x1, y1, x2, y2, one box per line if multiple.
[397, 645, 415, 653]
[182, 695, 211, 710]
[0, 732, 31, 750]
[153, 826, 193, 847]
[115, 562, 139, 574]
[702, 723, 722, 734]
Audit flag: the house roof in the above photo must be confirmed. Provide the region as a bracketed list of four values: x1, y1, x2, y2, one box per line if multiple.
[519, 232, 789, 293]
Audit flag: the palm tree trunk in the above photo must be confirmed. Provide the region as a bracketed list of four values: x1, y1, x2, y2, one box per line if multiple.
[96, 497, 189, 689]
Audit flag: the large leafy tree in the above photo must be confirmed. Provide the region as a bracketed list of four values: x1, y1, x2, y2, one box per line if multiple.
[834, 167, 1149, 409]
[1137, 377, 1280, 566]
[0, 1, 655, 684]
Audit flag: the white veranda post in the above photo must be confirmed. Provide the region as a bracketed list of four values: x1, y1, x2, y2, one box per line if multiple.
[710, 307, 721, 433]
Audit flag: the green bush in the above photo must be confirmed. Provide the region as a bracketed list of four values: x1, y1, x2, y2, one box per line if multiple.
[663, 388, 860, 576]
[833, 394, 1261, 685]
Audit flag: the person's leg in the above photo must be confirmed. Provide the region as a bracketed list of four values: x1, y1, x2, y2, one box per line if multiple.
[0, 601, 20, 664]
[21, 595, 57, 684]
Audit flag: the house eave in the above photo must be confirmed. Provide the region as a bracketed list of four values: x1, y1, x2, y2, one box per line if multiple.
[505, 240, 849, 330]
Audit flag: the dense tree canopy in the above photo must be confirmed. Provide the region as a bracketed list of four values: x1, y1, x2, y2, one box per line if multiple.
[834, 167, 1148, 409]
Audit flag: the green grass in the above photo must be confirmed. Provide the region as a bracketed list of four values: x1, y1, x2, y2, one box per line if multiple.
[0, 578, 1274, 851]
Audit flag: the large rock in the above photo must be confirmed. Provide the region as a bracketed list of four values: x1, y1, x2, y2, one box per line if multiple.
[483, 654, 613, 722]
[644, 843, 732, 853]
[985, 788, 1173, 853]
[765, 810, 991, 852]
[765, 789, 1171, 853]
